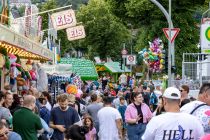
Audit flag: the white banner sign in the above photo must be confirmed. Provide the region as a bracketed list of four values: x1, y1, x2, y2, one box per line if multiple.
[51, 9, 77, 30]
[201, 24, 210, 53]
[126, 55, 136, 65]
[66, 25, 86, 41]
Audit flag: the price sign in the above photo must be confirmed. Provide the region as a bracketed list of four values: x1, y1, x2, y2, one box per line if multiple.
[51, 9, 77, 30]
[66, 25, 86, 41]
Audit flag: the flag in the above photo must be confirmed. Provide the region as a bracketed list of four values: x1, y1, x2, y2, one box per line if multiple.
[48, 13, 57, 41]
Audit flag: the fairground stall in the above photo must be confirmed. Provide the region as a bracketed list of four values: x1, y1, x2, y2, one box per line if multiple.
[0, 24, 54, 93]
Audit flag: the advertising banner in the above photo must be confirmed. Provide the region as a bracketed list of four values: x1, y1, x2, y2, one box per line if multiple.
[51, 9, 77, 30]
[66, 25, 86, 41]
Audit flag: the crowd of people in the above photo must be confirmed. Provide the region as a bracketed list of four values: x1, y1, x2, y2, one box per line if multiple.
[0, 73, 210, 140]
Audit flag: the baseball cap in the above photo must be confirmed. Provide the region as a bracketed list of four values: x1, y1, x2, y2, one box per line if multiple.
[163, 87, 181, 99]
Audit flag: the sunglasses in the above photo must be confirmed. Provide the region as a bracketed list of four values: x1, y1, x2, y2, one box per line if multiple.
[180, 90, 184, 92]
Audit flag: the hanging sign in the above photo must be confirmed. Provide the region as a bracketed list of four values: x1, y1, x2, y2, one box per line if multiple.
[66, 25, 86, 41]
[51, 9, 77, 30]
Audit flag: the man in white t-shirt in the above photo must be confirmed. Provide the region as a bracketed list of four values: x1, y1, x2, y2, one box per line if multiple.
[119, 73, 127, 85]
[97, 96, 122, 140]
[142, 87, 204, 140]
[181, 83, 210, 134]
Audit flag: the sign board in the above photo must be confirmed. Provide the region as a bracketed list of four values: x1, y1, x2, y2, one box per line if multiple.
[51, 9, 77, 30]
[0, 25, 54, 60]
[163, 28, 180, 43]
[126, 55, 136, 65]
[201, 24, 210, 53]
[66, 25, 86, 41]
[42, 64, 72, 75]
[121, 49, 127, 55]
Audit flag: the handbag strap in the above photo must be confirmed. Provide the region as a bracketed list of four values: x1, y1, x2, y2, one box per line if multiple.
[190, 103, 207, 114]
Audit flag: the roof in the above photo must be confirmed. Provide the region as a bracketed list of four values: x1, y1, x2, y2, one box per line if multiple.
[59, 58, 98, 80]
[104, 62, 131, 73]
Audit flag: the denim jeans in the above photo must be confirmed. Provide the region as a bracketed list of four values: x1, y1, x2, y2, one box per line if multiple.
[127, 123, 147, 140]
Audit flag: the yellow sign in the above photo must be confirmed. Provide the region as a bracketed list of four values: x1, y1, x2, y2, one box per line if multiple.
[96, 66, 106, 71]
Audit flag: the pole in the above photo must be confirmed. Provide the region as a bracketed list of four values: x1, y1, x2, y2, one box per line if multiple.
[168, 0, 172, 86]
[123, 43, 126, 72]
[150, 0, 174, 87]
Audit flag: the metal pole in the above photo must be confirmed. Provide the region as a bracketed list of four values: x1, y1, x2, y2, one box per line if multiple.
[150, 0, 174, 87]
[168, 0, 172, 86]
[199, 55, 202, 87]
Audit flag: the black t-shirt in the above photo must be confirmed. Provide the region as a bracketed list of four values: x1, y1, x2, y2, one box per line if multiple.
[134, 103, 143, 123]
[50, 106, 80, 140]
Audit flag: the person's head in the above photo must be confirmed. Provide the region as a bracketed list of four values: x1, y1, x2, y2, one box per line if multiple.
[10, 94, 20, 108]
[130, 92, 143, 105]
[158, 95, 164, 107]
[180, 85, 189, 99]
[83, 115, 93, 130]
[19, 95, 24, 106]
[103, 96, 113, 105]
[0, 122, 9, 140]
[198, 83, 210, 105]
[65, 125, 89, 140]
[4, 93, 13, 108]
[23, 95, 36, 110]
[90, 94, 97, 102]
[42, 91, 51, 102]
[38, 97, 47, 106]
[162, 87, 181, 112]
[58, 94, 69, 111]
[119, 96, 125, 105]
[67, 94, 76, 105]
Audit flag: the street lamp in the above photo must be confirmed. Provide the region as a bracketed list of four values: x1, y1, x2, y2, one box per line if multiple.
[149, 0, 174, 87]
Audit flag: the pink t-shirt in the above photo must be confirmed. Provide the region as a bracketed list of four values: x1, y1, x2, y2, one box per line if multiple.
[85, 127, 97, 140]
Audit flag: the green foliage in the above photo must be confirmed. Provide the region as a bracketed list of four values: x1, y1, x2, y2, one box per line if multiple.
[77, 0, 130, 60]
[124, 0, 206, 74]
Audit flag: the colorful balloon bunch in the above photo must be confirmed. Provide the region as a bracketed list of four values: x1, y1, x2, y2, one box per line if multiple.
[138, 38, 165, 73]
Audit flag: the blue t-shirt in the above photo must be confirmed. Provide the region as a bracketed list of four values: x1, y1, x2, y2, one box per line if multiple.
[8, 131, 22, 140]
[50, 106, 79, 140]
[40, 106, 50, 125]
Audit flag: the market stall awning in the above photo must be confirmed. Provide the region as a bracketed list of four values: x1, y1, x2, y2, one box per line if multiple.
[103, 62, 131, 73]
[0, 24, 54, 61]
[59, 58, 98, 81]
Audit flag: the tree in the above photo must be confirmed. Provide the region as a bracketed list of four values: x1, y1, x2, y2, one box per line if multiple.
[76, 0, 130, 60]
[124, 0, 206, 74]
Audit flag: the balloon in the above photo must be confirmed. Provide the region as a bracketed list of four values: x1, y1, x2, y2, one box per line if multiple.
[29, 70, 36, 80]
[149, 55, 154, 60]
[160, 59, 164, 64]
[66, 84, 78, 95]
[138, 51, 143, 54]
[160, 64, 163, 69]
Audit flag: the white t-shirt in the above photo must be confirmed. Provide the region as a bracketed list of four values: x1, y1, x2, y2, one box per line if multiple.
[119, 74, 127, 84]
[181, 101, 210, 134]
[97, 106, 122, 140]
[142, 112, 204, 140]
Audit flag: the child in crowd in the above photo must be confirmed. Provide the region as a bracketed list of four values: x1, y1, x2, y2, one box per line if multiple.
[118, 97, 127, 139]
[83, 115, 97, 140]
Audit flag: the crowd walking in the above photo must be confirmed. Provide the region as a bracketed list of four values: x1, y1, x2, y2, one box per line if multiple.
[1, 74, 210, 140]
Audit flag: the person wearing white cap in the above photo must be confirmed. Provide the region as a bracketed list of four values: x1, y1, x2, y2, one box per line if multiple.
[142, 87, 204, 140]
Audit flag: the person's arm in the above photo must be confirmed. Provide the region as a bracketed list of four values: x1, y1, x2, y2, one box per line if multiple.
[125, 106, 140, 124]
[49, 121, 66, 132]
[116, 118, 122, 139]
